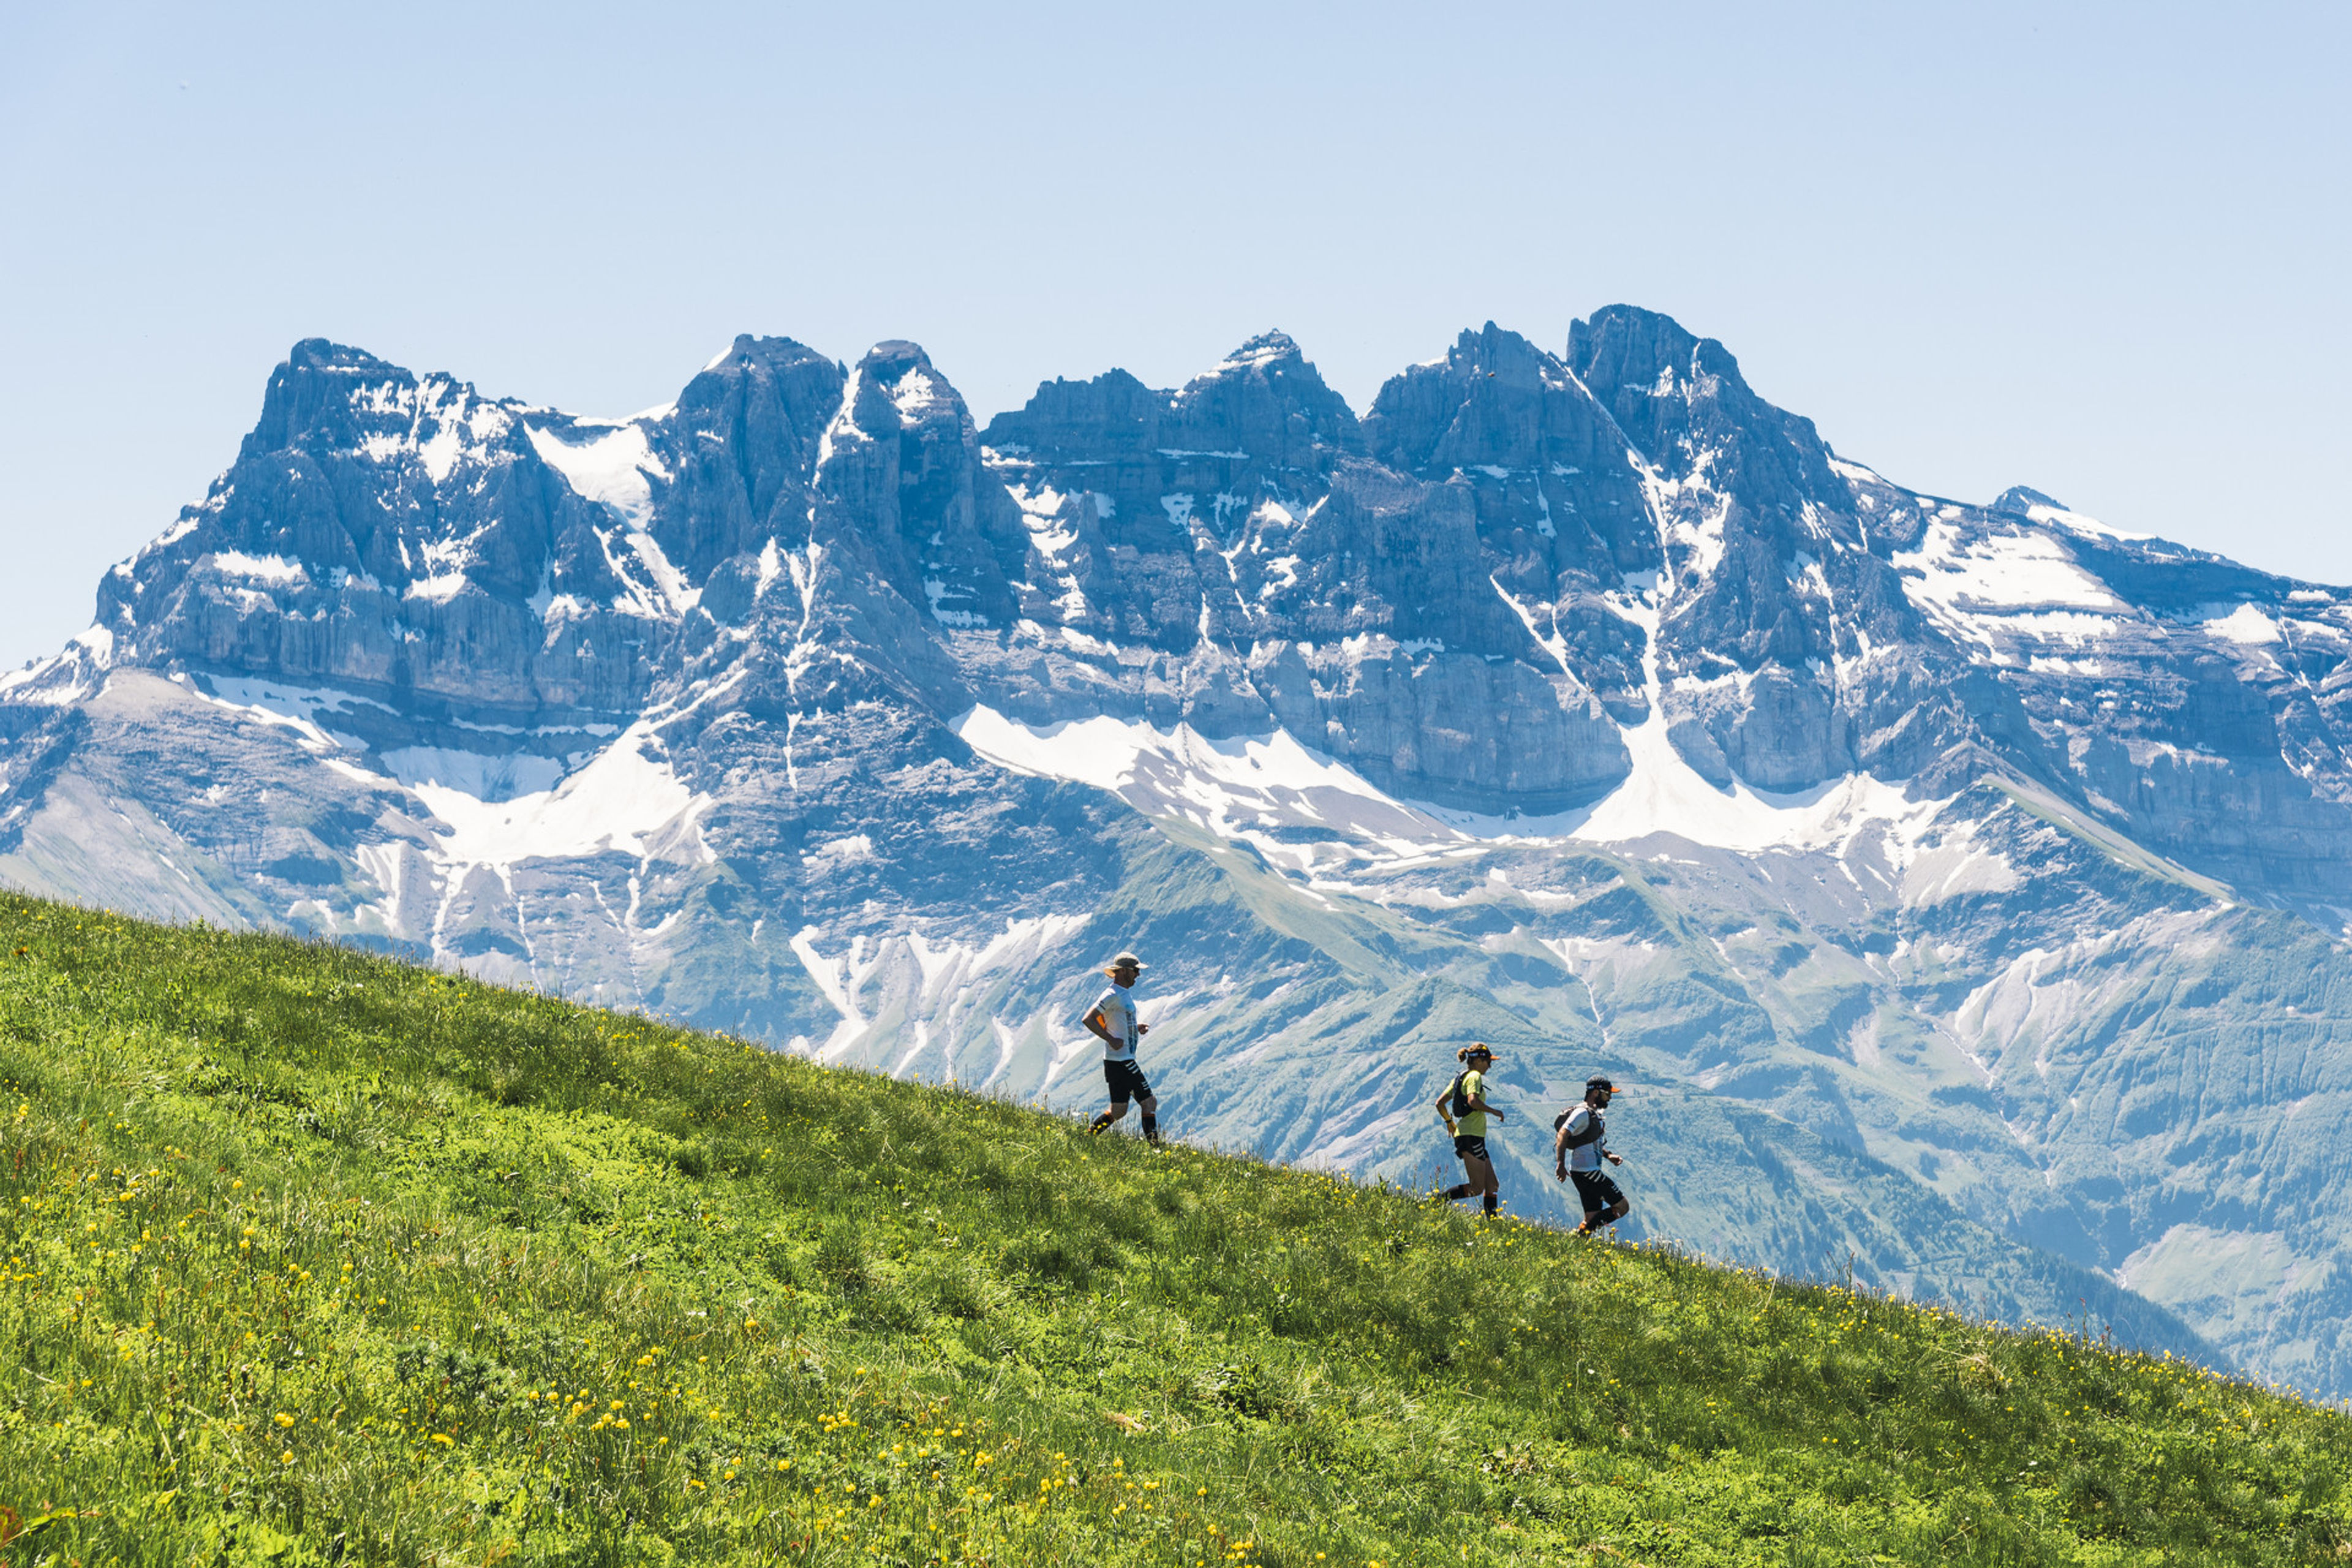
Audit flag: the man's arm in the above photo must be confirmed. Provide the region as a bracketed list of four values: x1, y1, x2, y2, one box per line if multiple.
[1079, 1005, 1116, 1047]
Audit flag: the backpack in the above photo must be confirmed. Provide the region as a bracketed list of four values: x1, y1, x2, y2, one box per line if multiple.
[1554, 1103, 1604, 1150]
[1448, 1072, 1475, 1120]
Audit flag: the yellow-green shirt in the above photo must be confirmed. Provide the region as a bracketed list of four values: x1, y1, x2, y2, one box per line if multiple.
[1455, 1069, 1488, 1137]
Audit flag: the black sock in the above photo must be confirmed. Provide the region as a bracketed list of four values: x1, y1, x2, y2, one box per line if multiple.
[1444, 1183, 1472, 1201]
[1483, 1193, 1498, 1215]
[1140, 1114, 1158, 1140]
[1090, 1110, 1115, 1133]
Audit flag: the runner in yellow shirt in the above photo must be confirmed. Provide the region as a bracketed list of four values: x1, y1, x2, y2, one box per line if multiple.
[1433, 1042, 1506, 1216]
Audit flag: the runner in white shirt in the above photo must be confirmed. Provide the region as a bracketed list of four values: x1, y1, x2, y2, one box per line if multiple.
[1554, 1076, 1630, 1235]
[1081, 951, 1160, 1145]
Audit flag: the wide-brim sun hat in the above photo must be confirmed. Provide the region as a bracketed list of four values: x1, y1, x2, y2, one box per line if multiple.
[1104, 952, 1146, 973]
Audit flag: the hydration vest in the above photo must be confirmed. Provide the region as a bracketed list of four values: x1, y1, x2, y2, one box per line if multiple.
[1555, 1102, 1605, 1151]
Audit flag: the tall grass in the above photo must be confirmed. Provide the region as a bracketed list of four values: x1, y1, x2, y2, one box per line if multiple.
[2, 890, 2349, 1564]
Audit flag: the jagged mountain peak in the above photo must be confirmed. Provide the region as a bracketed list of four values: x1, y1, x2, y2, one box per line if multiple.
[1207, 328, 1304, 372]
[843, 339, 970, 436]
[241, 339, 502, 468]
[1363, 320, 1583, 433]
[1992, 484, 2070, 516]
[1566, 304, 1748, 405]
[860, 337, 939, 377]
[848, 339, 959, 411]
[1167, 330, 1358, 466]
[977, 367, 1163, 464]
[284, 337, 410, 377]
[667, 336, 846, 560]
[700, 333, 837, 375]
[1357, 323, 1657, 608]
[1447, 320, 1559, 379]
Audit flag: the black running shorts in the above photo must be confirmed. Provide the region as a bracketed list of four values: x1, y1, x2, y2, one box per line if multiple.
[1452, 1134, 1491, 1164]
[1570, 1169, 1625, 1215]
[1103, 1058, 1152, 1104]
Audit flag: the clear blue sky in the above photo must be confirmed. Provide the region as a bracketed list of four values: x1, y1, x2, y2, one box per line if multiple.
[4, 2, 2345, 670]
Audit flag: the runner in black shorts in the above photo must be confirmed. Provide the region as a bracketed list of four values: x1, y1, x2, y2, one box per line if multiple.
[1555, 1076, 1630, 1235]
[1102, 1057, 1152, 1110]
[1434, 1043, 1506, 1216]
[1570, 1167, 1626, 1226]
[1080, 951, 1160, 1144]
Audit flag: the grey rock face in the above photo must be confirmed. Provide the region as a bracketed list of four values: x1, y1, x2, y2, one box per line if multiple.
[13, 311, 2352, 1393]
[973, 330, 1632, 805]
[1564, 307, 1927, 793]
[653, 336, 846, 583]
[1360, 322, 1660, 718]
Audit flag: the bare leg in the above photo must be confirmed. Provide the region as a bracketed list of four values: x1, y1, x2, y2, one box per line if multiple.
[1447, 1154, 1499, 1213]
[1471, 1155, 1500, 1215]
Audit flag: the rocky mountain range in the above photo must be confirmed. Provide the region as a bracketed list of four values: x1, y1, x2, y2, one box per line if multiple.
[8, 308, 2352, 1393]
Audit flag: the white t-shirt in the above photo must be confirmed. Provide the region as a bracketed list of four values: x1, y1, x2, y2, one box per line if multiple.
[1561, 1104, 1608, 1172]
[1088, 984, 1139, 1061]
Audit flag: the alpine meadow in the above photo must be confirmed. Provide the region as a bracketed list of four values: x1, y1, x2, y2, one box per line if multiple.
[6, 892, 2352, 1566]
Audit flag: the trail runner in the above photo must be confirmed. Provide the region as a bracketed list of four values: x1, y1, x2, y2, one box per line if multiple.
[1082, 951, 1160, 1144]
[1435, 1042, 1506, 1216]
[1555, 1076, 1630, 1235]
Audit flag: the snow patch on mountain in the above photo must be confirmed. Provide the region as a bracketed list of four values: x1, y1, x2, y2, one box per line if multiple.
[527, 420, 669, 530]
[347, 374, 518, 486]
[412, 726, 709, 867]
[786, 916, 1094, 1078]
[2021, 501, 2154, 545]
[791, 927, 880, 1047]
[178, 672, 381, 751]
[1437, 588, 1948, 856]
[209, 552, 309, 586]
[2204, 603, 2282, 646]
[952, 706, 1455, 855]
[1896, 521, 2126, 617]
[1459, 729, 1941, 858]
[406, 573, 471, 603]
[957, 699, 1949, 864]
[888, 367, 949, 420]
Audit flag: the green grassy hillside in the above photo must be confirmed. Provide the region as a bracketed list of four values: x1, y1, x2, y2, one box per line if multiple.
[3, 891, 2349, 1566]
